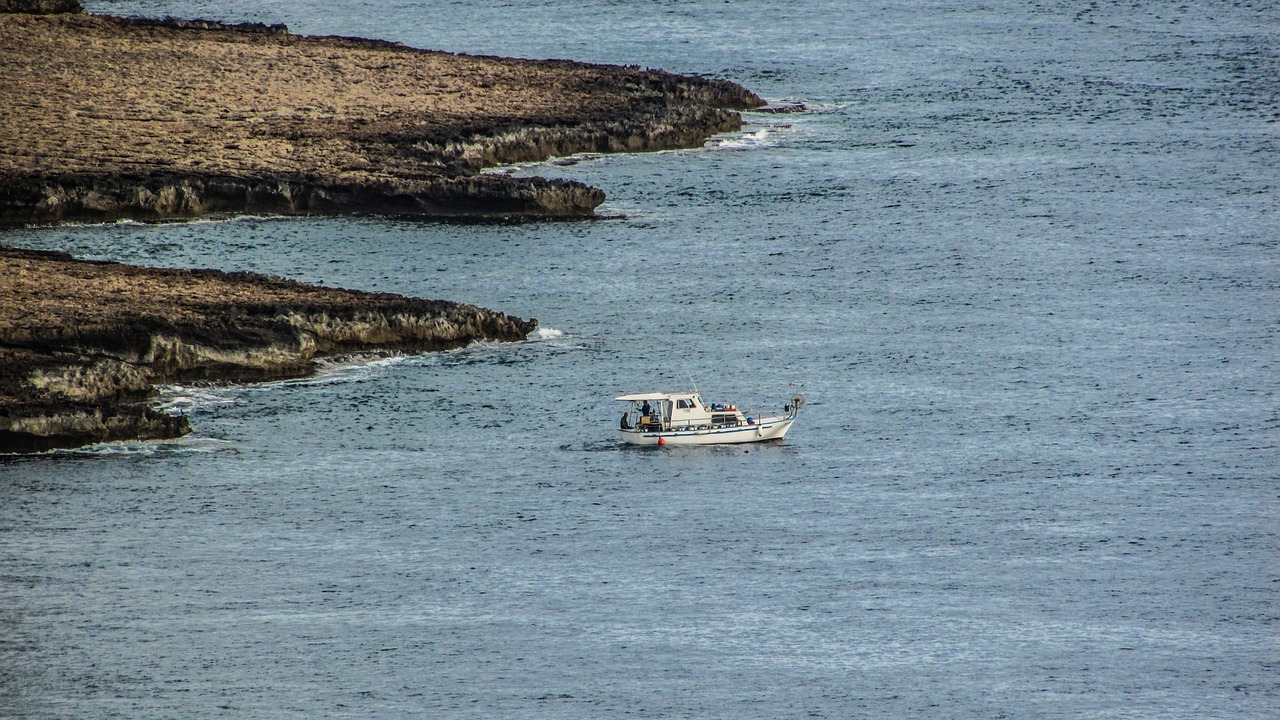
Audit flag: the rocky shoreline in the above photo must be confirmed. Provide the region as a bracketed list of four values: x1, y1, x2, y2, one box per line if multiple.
[0, 2, 766, 452]
[0, 7, 764, 225]
[0, 247, 538, 453]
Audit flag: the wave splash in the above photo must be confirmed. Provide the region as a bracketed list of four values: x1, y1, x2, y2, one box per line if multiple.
[706, 125, 786, 151]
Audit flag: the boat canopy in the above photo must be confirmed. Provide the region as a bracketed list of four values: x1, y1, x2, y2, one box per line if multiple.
[614, 392, 690, 402]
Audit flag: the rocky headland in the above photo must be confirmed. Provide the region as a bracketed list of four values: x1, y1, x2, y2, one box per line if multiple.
[0, 2, 764, 452]
[0, 247, 538, 452]
[0, 5, 764, 225]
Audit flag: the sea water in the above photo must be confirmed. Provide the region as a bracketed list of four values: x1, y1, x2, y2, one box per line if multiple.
[2, 1, 1277, 717]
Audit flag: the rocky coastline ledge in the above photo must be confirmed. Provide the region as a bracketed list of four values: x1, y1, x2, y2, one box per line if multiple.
[0, 6, 764, 225]
[0, 247, 538, 453]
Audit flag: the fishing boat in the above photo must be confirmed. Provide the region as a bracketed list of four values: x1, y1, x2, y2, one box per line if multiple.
[615, 390, 803, 446]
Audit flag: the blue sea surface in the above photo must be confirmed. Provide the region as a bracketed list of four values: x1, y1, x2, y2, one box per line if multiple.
[3, 1, 1277, 717]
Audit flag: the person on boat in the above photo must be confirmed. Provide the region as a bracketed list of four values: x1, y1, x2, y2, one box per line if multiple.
[620, 412, 632, 430]
[640, 400, 652, 416]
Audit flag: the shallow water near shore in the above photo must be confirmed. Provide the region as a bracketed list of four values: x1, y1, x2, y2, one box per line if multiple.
[3, 1, 1277, 718]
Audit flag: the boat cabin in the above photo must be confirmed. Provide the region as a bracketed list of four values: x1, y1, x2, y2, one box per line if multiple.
[616, 391, 752, 432]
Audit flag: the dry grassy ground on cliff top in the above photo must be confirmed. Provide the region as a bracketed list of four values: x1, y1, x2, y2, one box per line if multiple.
[0, 12, 709, 183]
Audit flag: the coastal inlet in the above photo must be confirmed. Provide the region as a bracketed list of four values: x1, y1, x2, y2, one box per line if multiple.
[0, 1, 765, 451]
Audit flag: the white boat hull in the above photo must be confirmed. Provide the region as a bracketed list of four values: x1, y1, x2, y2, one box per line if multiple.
[618, 416, 795, 446]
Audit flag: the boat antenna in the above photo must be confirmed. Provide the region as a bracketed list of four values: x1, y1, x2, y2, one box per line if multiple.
[688, 374, 700, 394]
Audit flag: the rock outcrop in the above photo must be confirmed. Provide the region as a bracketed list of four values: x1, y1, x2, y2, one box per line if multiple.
[0, 248, 538, 452]
[0, 12, 765, 224]
[0, 172, 607, 224]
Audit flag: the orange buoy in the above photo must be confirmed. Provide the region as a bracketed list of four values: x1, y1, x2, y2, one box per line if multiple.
[657, 436, 666, 447]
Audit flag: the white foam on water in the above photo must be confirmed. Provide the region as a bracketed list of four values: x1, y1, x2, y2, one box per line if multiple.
[56, 213, 288, 230]
[484, 152, 605, 175]
[530, 327, 566, 341]
[233, 352, 433, 391]
[154, 384, 239, 413]
[705, 125, 786, 151]
[309, 351, 409, 371]
[152, 353, 419, 412]
[40, 434, 237, 458]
